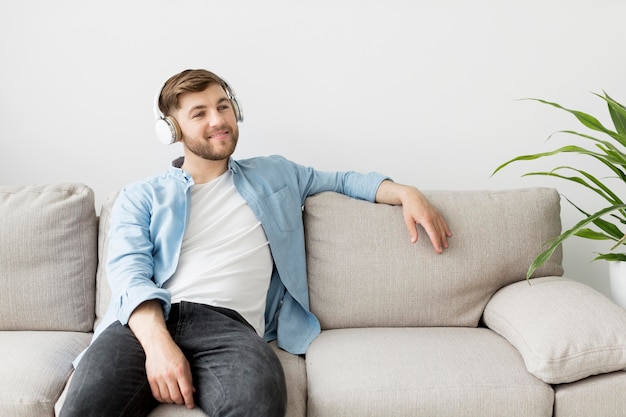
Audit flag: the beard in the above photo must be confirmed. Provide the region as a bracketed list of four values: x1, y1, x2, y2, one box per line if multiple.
[184, 128, 239, 161]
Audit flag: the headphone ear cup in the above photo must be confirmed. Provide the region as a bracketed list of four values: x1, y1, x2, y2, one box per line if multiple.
[231, 98, 243, 123]
[221, 79, 243, 123]
[155, 116, 181, 145]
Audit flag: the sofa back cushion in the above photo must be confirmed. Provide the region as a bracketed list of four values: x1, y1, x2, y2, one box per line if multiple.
[94, 191, 118, 330]
[304, 188, 564, 330]
[0, 183, 97, 331]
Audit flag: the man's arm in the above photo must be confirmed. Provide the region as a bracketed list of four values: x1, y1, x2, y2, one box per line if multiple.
[128, 300, 196, 409]
[375, 180, 451, 253]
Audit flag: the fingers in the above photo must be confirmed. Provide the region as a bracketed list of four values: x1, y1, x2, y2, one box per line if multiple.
[147, 360, 196, 409]
[396, 187, 451, 253]
[427, 215, 451, 253]
[429, 220, 451, 253]
[150, 378, 196, 408]
[424, 223, 444, 254]
[406, 218, 419, 244]
[429, 216, 452, 249]
[405, 210, 451, 253]
[180, 379, 196, 409]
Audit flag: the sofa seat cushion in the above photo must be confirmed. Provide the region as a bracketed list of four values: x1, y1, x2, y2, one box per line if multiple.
[553, 371, 626, 417]
[147, 404, 209, 416]
[306, 327, 553, 417]
[0, 331, 91, 417]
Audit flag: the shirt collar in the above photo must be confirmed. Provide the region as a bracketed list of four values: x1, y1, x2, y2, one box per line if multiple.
[170, 156, 237, 182]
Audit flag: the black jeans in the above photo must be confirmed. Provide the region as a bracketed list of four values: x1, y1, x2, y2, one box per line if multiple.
[60, 302, 287, 417]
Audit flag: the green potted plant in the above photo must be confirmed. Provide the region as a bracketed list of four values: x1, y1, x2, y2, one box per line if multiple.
[492, 92, 626, 305]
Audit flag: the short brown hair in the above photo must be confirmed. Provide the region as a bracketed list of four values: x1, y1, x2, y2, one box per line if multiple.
[158, 69, 228, 117]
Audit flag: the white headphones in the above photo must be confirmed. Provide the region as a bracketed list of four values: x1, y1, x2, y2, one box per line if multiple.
[153, 74, 244, 145]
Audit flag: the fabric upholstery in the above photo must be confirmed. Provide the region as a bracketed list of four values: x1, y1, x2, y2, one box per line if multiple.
[483, 276, 626, 384]
[94, 191, 118, 330]
[270, 341, 307, 417]
[553, 371, 626, 417]
[304, 188, 563, 330]
[147, 405, 209, 416]
[306, 327, 553, 417]
[0, 183, 97, 331]
[0, 331, 91, 417]
[9, 182, 625, 417]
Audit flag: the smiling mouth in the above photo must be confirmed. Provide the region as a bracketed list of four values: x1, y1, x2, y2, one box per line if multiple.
[207, 131, 228, 140]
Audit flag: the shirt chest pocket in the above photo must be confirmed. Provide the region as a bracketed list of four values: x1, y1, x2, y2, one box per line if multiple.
[266, 186, 302, 232]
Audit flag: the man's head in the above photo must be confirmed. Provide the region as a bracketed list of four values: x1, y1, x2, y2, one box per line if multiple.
[155, 69, 242, 163]
[154, 69, 242, 146]
[157, 69, 242, 122]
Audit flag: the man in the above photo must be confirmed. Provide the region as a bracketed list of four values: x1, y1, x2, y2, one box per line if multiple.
[61, 69, 451, 417]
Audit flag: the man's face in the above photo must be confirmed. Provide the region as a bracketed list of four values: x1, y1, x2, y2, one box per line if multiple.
[173, 83, 239, 161]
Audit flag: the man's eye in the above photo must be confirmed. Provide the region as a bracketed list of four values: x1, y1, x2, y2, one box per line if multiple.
[193, 112, 205, 118]
[218, 105, 231, 111]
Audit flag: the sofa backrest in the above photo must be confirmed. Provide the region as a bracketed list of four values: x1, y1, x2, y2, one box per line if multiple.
[0, 183, 97, 331]
[303, 188, 564, 330]
[94, 191, 118, 330]
[95, 187, 564, 333]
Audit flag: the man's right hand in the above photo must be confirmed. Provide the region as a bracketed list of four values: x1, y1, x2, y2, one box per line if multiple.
[128, 300, 196, 409]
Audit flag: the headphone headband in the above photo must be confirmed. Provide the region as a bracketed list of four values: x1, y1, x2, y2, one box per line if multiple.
[153, 73, 243, 145]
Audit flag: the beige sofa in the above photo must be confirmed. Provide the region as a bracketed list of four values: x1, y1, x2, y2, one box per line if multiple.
[2, 183, 626, 417]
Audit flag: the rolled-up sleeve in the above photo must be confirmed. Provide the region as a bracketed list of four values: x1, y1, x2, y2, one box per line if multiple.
[106, 186, 172, 325]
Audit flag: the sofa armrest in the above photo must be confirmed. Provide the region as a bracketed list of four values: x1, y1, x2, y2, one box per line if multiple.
[483, 276, 626, 384]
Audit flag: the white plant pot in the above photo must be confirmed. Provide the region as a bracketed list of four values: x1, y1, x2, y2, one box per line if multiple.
[609, 261, 626, 309]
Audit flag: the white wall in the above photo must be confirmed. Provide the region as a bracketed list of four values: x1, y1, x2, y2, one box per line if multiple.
[2, 0, 624, 297]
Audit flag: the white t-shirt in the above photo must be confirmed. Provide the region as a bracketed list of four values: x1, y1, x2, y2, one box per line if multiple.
[164, 171, 273, 336]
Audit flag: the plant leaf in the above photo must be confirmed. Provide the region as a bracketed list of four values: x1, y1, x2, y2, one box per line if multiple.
[553, 129, 626, 170]
[495, 92, 626, 280]
[610, 233, 626, 250]
[563, 196, 626, 240]
[524, 166, 623, 206]
[524, 98, 619, 139]
[526, 204, 626, 279]
[593, 253, 626, 262]
[492, 145, 608, 176]
[574, 228, 613, 240]
[595, 91, 626, 137]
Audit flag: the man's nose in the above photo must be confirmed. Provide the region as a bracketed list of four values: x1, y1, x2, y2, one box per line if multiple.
[207, 109, 225, 126]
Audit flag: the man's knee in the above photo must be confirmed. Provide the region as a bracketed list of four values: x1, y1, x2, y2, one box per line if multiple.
[220, 365, 286, 417]
[197, 342, 287, 417]
[243, 354, 287, 416]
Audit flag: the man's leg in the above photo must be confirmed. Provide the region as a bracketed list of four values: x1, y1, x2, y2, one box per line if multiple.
[59, 322, 158, 417]
[172, 302, 287, 417]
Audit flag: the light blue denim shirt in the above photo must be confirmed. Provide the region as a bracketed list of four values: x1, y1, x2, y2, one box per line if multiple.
[94, 155, 388, 357]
